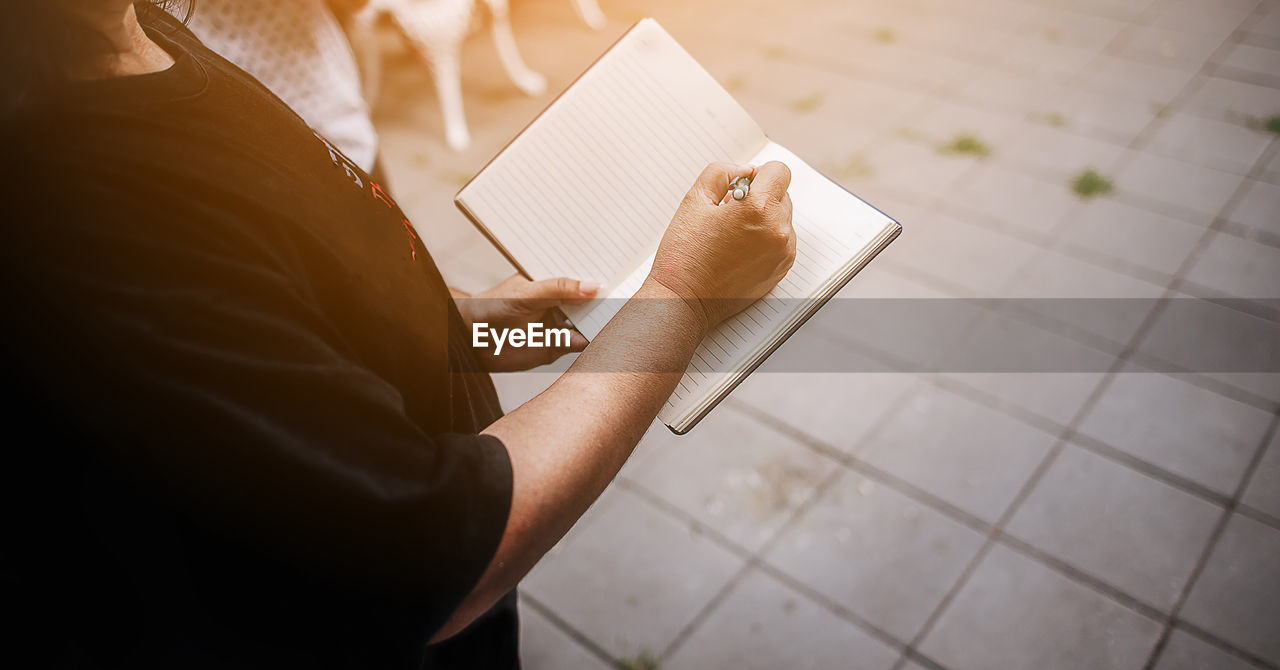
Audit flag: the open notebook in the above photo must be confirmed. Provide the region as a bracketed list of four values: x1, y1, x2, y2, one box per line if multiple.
[456, 19, 901, 434]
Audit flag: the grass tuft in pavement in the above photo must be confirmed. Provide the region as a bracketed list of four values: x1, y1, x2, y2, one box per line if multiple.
[1246, 114, 1280, 135]
[790, 92, 824, 114]
[939, 134, 991, 158]
[617, 650, 660, 670]
[834, 154, 874, 180]
[1070, 168, 1114, 199]
[1029, 111, 1068, 127]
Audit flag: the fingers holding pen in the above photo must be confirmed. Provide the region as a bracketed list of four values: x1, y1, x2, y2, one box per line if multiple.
[690, 161, 755, 205]
[749, 161, 791, 203]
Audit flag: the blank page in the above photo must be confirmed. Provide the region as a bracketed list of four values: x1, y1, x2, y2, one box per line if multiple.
[456, 19, 767, 328]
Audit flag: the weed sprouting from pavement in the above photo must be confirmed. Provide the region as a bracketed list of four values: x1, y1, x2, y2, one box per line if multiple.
[939, 134, 992, 157]
[1071, 168, 1115, 199]
[1246, 114, 1280, 135]
[618, 650, 660, 670]
[790, 92, 825, 114]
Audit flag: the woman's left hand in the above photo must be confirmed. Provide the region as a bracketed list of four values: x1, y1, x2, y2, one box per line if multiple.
[454, 274, 598, 372]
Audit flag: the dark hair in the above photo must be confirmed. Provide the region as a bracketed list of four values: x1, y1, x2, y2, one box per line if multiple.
[0, 1, 194, 116]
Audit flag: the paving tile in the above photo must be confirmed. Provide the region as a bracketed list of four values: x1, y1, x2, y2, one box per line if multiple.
[1077, 373, 1273, 495]
[1134, 297, 1280, 396]
[626, 405, 836, 551]
[522, 487, 745, 659]
[918, 543, 1163, 670]
[729, 58, 906, 164]
[911, 101, 1035, 153]
[801, 321, 940, 376]
[1201, 372, 1280, 405]
[854, 42, 985, 96]
[1082, 58, 1196, 105]
[1246, 3, 1280, 41]
[788, 77, 943, 141]
[1001, 125, 1130, 181]
[665, 568, 900, 670]
[732, 372, 917, 453]
[1024, 7, 1129, 50]
[1265, 151, 1280, 184]
[1154, 628, 1264, 670]
[519, 603, 614, 670]
[1242, 430, 1280, 520]
[1004, 248, 1168, 346]
[1003, 39, 1105, 80]
[861, 136, 983, 205]
[1146, 0, 1255, 40]
[1060, 87, 1163, 145]
[1115, 151, 1243, 220]
[833, 259, 951, 299]
[1184, 231, 1280, 299]
[1115, 25, 1227, 71]
[1181, 77, 1280, 123]
[942, 162, 1083, 239]
[958, 70, 1076, 118]
[1146, 113, 1271, 174]
[940, 306, 1123, 374]
[1007, 443, 1223, 611]
[895, 8, 1024, 65]
[938, 373, 1106, 427]
[813, 271, 992, 373]
[764, 471, 987, 641]
[757, 17, 894, 76]
[855, 381, 1058, 523]
[725, 54, 867, 123]
[875, 212, 1042, 297]
[1249, 3, 1280, 43]
[1218, 43, 1280, 81]
[1229, 179, 1280, 238]
[1054, 197, 1207, 277]
[1181, 513, 1280, 666]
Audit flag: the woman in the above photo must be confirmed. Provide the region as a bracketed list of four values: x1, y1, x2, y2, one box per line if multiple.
[0, 2, 794, 668]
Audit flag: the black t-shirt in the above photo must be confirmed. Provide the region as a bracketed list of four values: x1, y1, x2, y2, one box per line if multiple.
[1, 6, 516, 668]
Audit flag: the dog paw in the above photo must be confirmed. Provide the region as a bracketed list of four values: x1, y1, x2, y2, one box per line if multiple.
[512, 71, 547, 97]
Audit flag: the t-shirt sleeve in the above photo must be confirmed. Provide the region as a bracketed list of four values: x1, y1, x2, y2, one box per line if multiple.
[4, 169, 512, 639]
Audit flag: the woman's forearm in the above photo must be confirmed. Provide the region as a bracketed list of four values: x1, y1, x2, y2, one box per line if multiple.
[431, 277, 706, 641]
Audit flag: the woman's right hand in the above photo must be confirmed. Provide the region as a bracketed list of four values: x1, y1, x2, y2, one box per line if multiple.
[647, 161, 796, 332]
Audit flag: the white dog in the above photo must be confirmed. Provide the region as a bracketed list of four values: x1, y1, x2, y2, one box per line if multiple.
[354, 0, 606, 151]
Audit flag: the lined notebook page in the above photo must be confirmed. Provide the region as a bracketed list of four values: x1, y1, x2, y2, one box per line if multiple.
[658, 142, 899, 427]
[457, 18, 766, 326]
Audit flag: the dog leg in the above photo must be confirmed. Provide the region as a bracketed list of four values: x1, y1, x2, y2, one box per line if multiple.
[484, 0, 546, 96]
[571, 0, 606, 30]
[345, 6, 384, 109]
[386, 0, 474, 151]
[426, 44, 471, 150]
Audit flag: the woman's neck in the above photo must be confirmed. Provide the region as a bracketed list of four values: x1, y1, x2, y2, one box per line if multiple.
[71, 3, 175, 80]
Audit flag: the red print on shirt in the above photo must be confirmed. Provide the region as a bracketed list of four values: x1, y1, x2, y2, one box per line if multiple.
[371, 181, 420, 261]
[315, 132, 420, 261]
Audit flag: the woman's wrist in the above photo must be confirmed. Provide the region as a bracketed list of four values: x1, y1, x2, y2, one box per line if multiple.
[636, 276, 711, 341]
